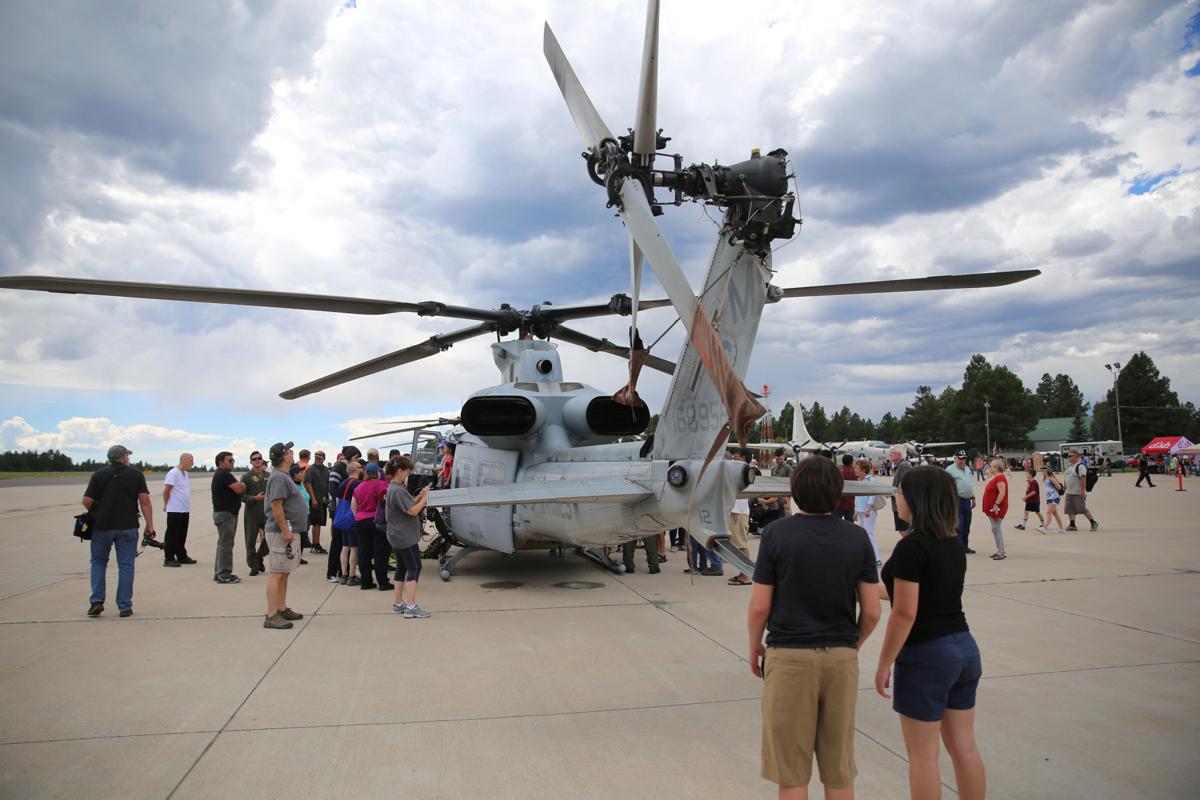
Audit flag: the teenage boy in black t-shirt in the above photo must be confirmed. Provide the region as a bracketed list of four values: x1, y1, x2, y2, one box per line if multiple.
[748, 457, 881, 797]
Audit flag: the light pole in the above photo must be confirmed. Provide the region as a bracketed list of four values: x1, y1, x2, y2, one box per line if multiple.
[1105, 362, 1123, 451]
[983, 400, 991, 455]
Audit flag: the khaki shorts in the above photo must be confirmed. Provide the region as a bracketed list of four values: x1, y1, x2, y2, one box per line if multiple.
[762, 646, 859, 788]
[729, 513, 750, 549]
[264, 528, 299, 574]
[1063, 494, 1088, 516]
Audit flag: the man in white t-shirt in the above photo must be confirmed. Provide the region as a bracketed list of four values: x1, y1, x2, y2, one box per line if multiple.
[162, 453, 195, 567]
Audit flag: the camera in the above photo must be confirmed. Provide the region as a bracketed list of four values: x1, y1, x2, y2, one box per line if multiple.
[142, 531, 164, 550]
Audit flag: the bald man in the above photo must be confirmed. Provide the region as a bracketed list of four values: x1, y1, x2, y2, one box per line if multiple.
[162, 453, 196, 566]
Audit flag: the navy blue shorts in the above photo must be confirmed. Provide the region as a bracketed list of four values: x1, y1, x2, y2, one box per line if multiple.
[339, 526, 359, 547]
[893, 632, 981, 722]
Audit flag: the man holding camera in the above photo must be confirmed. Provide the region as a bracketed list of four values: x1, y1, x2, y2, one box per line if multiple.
[82, 445, 155, 618]
[263, 442, 305, 630]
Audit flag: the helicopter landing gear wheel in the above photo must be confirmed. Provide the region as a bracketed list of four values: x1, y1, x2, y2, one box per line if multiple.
[437, 545, 480, 582]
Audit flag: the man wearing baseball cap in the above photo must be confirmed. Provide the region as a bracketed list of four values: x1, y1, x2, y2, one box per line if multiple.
[262, 442, 305, 629]
[945, 450, 977, 554]
[81, 445, 156, 617]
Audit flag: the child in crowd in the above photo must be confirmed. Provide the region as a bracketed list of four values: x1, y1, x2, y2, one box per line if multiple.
[1014, 467, 1045, 531]
[1041, 466, 1066, 533]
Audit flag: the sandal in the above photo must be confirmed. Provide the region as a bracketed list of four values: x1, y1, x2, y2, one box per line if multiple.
[727, 576, 751, 585]
[990, 552, 1007, 560]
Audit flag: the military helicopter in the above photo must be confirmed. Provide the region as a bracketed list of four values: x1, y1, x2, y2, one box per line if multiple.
[0, 0, 1038, 580]
[741, 402, 965, 468]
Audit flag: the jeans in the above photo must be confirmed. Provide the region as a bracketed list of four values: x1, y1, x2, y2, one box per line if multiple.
[689, 537, 723, 572]
[90, 528, 137, 609]
[956, 497, 973, 549]
[213, 510, 239, 576]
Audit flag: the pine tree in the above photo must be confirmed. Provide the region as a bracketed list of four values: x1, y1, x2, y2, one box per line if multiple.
[1068, 411, 1090, 442]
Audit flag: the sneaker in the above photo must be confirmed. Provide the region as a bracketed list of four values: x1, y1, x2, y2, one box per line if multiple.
[214, 573, 241, 584]
[338, 576, 349, 585]
[249, 568, 261, 576]
[326, 575, 341, 583]
[299, 558, 309, 565]
[310, 544, 327, 554]
[701, 569, 725, 577]
[87, 602, 104, 617]
[360, 582, 377, 591]
[403, 604, 431, 619]
[278, 607, 303, 621]
[377, 582, 395, 591]
[1066, 524, 1078, 532]
[1014, 523, 1025, 530]
[392, 603, 407, 614]
[1038, 527, 1048, 535]
[346, 576, 361, 586]
[177, 556, 198, 565]
[1089, 520, 1099, 531]
[119, 608, 133, 618]
[163, 559, 181, 568]
[990, 552, 1007, 560]
[263, 613, 293, 630]
[965, 548, 977, 554]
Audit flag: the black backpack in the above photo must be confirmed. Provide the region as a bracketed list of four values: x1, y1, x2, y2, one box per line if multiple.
[1081, 463, 1099, 492]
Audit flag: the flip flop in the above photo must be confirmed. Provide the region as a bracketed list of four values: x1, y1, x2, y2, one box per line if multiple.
[727, 576, 751, 585]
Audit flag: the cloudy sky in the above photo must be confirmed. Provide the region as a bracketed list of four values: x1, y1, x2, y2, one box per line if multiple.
[0, 0, 1197, 466]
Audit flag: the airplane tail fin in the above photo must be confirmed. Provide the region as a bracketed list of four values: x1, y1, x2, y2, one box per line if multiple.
[792, 402, 814, 448]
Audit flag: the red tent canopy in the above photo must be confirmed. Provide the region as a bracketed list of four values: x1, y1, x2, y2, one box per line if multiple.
[1140, 436, 1195, 455]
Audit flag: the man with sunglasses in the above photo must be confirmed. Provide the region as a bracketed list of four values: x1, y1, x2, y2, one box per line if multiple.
[263, 442, 305, 629]
[211, 451, 246, 584]
[241, 451, 270, 576]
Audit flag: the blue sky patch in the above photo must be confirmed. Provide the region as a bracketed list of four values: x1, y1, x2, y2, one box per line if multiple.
[1127, 169, 1180, 195]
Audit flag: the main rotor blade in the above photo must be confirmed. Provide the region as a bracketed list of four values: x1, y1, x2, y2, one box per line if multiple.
[632, 0, 661, 161]
[0, 275, 519, 325]
[617, 180, 699, 334]
[349, 419, 459, 442]
[0, 275, 422, 315]
[280, 323, 494, 400]
[543, 22, 616, 154]
[536, 296, 673, 323]
[551, 325, 675, 375]
[779, 269, 1041, 299]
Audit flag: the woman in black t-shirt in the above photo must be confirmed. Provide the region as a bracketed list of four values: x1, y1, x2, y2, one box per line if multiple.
[875, 466, 986, 800]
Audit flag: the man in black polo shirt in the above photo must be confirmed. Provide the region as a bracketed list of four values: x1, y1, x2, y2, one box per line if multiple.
[82, 444, 156, 618]
[211, 451, 246, 584]
[748, 456, 881, 797]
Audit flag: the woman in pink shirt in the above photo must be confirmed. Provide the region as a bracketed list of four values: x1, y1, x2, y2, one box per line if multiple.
[351, 462, 392, 591]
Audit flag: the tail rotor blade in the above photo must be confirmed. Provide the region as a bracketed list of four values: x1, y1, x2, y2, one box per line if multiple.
[629, 234, 644, 346]
[617, 179, 765, 443]
[543, 22, 616, 155]
[632, 0, 661, 163]
[617, 180, 698, 333]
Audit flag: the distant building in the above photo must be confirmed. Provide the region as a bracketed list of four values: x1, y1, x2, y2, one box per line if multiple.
[1029, 417, 1074, 452]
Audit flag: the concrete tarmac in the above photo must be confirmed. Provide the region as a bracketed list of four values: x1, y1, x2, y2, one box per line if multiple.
[0, 472, 1197, 798]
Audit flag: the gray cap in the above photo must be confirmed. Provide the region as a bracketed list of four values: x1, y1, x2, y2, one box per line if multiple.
[955, 450, 968, 459]
[107, 444, 133, 461]
[268, 441, 294, 463]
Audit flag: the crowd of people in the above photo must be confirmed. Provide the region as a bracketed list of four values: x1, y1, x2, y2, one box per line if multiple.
[81, 436, 1118, 797]
[80, 441, 450, 627]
